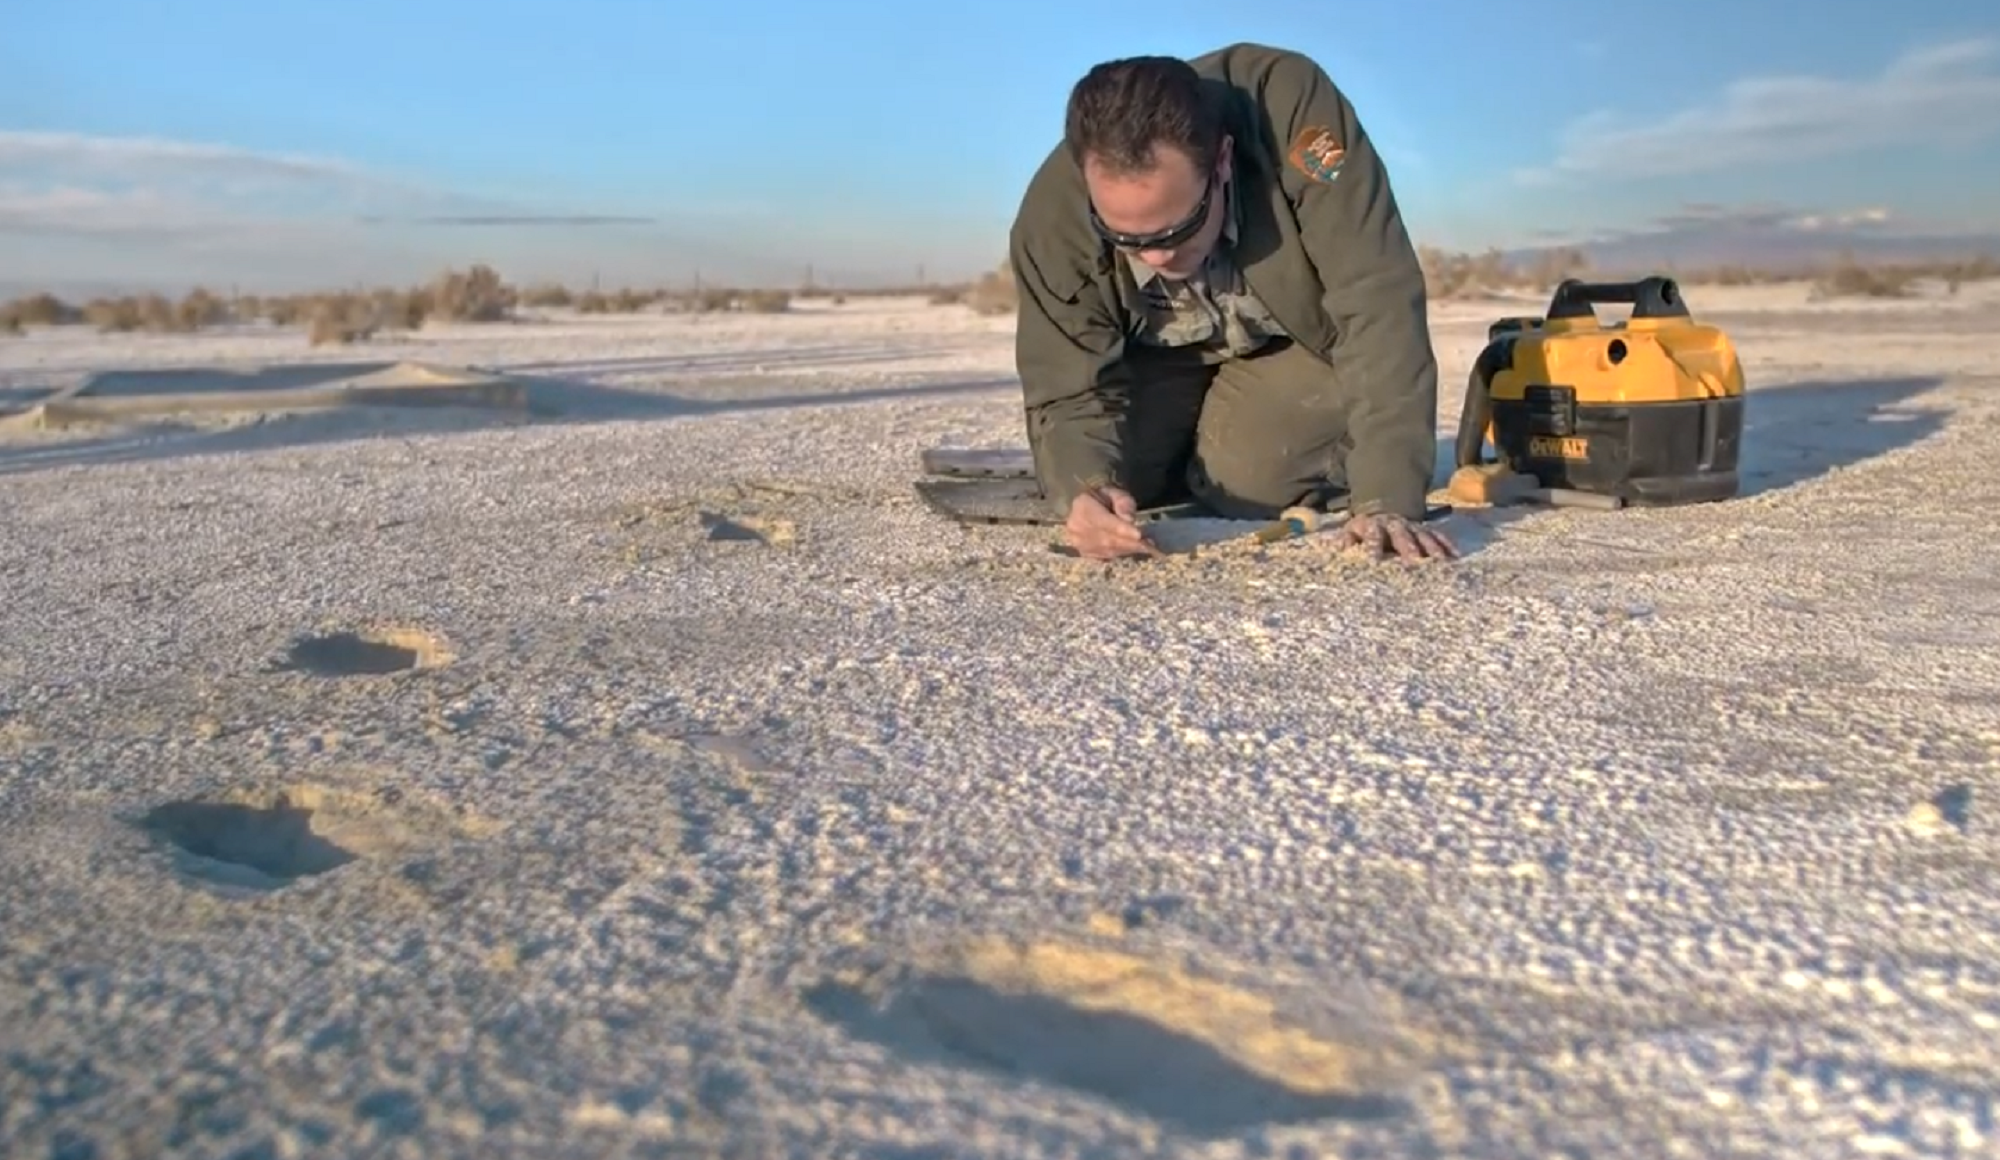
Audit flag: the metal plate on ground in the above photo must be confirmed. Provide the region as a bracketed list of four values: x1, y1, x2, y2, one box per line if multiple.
[915, 477, 1056, 525]
[920, 447, 1035, 479]
[915, 477, 1206, 527]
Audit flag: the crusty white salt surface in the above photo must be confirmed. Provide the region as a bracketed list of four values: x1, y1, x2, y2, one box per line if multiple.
[3, 285, 1999, 1158]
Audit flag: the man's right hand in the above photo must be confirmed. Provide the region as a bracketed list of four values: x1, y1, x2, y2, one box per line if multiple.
[1064, 487, 1161, 560]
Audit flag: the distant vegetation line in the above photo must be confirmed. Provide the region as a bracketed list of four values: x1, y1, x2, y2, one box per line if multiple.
[3, 248, 1995, 346]
[0, 263, 1019, 347]
[1415, 245, 2000, 301]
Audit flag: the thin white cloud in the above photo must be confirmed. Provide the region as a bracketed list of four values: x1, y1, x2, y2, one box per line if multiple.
[1788, 206, 1894, 232]
[0, 131, 810, 293]
[0, 130, 989, 290]
[0, 131, 378, 185]
[0, 130, 629, 234]
[0, 183, 275, 239]
[1648, 201, 1897, 234]
[1511, 200, 1923, 250]
[1515, 38, 2000, 184]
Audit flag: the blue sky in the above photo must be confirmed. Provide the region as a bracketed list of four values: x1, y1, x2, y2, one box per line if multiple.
[2, 0, 1996, 292]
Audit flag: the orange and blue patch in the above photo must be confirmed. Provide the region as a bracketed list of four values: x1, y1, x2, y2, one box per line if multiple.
[1287, 125, 1346, 183]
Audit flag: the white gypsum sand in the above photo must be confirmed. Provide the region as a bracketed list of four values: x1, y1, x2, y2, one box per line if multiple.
[1, 287, 1997, 1158]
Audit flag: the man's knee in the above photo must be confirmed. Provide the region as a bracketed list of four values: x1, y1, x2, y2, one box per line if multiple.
[1185, 346, 1352, 519]
[1186, 439, 1343, 518]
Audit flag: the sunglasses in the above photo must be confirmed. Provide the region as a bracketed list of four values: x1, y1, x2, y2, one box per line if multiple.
[1088, 171, 1217, 252]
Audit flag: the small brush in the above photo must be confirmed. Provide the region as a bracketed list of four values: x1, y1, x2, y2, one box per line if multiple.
[1251, 507, 1334, 544]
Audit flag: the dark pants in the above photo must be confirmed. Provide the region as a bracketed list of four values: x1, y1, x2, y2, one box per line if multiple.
[1119, 338, 1352, 519]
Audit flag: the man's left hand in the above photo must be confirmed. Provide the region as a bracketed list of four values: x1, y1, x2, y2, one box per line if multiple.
[1338, 512, 1458, 562]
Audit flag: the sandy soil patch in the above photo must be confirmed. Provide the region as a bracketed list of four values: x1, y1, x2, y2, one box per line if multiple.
[2, 287, 1997, 1158]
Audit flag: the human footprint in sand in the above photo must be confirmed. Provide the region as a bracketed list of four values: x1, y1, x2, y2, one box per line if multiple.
[1006, 44, 1457, 564]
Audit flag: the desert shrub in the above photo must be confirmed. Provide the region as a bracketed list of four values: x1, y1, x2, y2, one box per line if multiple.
[6, 293, 80, 326]
[1522, 246, 1590, 290]
[1418, 246, 1517, 299]
[740, 289, 790, 313]
[1704, 265, 1765, 287]
[1419, 246, 1470, 298]
[81, 294, 192, 333]
[85, 297, 142, 332]
[308, 315, 356, 346]
[1942, 254, 1999, 295]
[177, 287, 228, 330]
[1, 311, 20, 335]
[964, 261, 1016, 316]
[307, 296, 379, 346]
[136, 293, 188, 333]
[1813, 256, 1911, 299]
[519, 283, 573, 308]
[261, 296, 309, 326]
[428, 264, 512, 322]
[365, 288, 428, 331]
[574, 288, 659, 314]
[929, 286, 966, 306]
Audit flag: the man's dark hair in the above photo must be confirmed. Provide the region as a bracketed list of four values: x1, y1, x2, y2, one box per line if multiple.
[1063, 55, 1224, 177]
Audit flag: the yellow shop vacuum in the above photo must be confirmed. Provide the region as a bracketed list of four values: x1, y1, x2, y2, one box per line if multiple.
[1450, 275, 1746, 509]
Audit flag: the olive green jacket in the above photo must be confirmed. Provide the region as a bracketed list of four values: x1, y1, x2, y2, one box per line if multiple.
[1007, 42, 1438, 519]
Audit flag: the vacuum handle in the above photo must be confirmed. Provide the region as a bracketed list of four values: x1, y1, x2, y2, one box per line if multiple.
[1546, 275, 1689, 320]
[1453, 342, 1506, 469]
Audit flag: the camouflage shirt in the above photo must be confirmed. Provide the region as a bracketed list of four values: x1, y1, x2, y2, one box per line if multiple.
[1125, 181, 1290, 362]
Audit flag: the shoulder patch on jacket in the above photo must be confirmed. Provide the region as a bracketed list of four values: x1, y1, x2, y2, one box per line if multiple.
[1287, 125, 1346, 183]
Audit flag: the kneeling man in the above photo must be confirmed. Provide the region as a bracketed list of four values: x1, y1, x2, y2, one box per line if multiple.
[1007, 43, 1455, 562]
